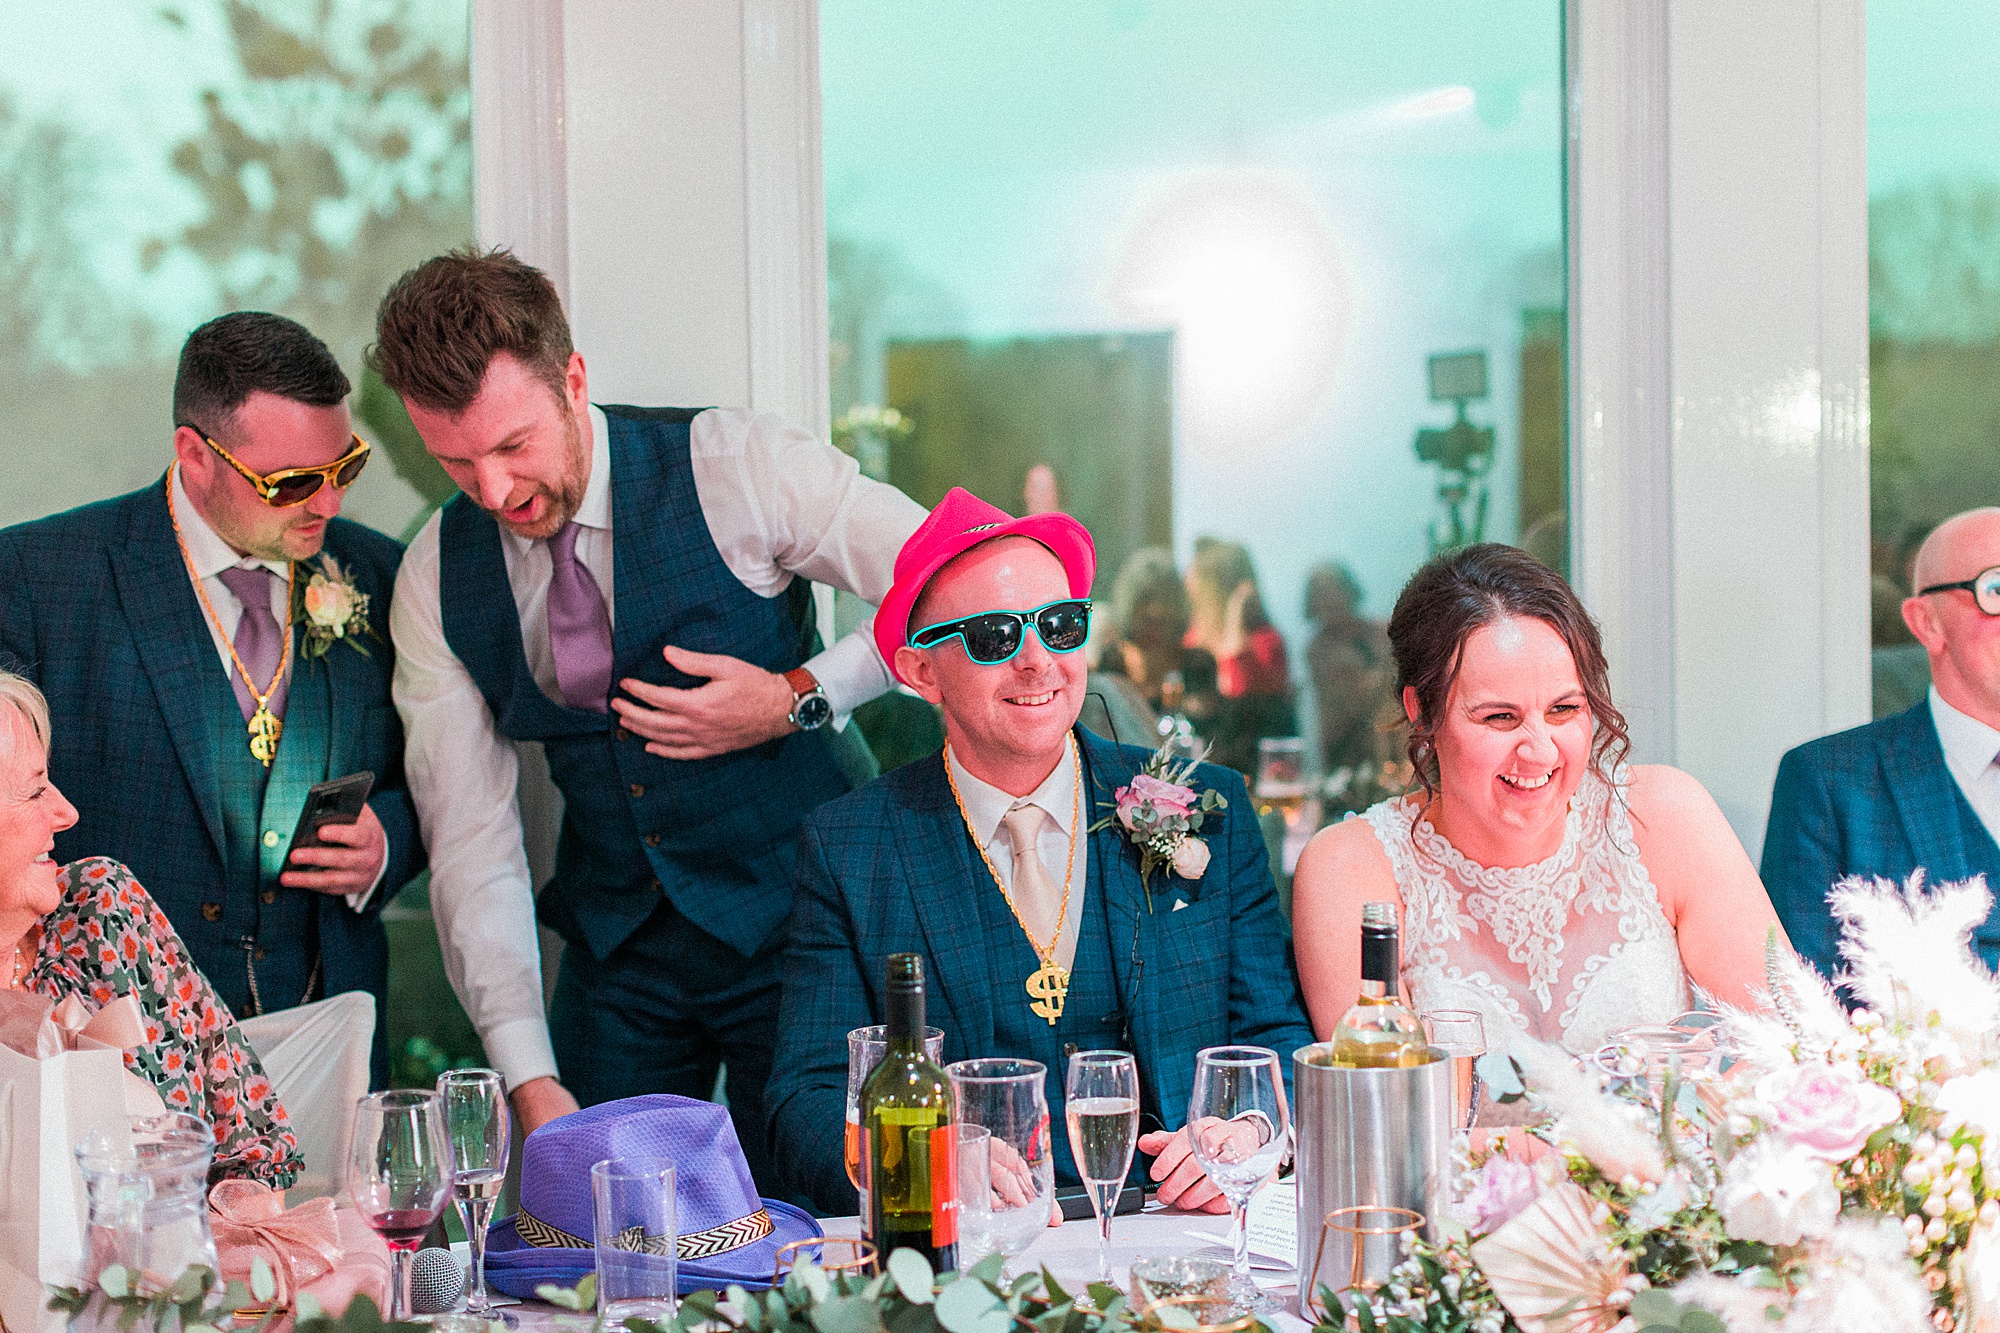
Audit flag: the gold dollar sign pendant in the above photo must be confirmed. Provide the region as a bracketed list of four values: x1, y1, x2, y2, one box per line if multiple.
[1025, 959, 1069, 1025]
[247, 706, 283, 767]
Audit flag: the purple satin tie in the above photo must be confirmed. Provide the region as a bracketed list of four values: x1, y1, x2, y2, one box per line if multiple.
[215, 565, 288, 723]
[546, 522, 613, 713]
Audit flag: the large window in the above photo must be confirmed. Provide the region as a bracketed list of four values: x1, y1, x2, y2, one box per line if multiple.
[823, 0, 1567, 809]
[1867, 4, 2000, 717]
[0, 0, 475, 1084]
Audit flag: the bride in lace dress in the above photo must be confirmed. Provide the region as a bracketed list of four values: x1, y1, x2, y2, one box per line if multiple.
[1293, 545, 1787, 1094]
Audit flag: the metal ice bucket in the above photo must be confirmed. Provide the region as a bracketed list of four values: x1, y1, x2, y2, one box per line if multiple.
[1293, 1044, 1452, 1316]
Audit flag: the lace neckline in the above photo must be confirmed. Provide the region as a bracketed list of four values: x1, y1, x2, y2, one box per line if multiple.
[1403, 785, 1588, 891]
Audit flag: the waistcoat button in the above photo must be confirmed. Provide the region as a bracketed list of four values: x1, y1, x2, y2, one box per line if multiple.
[261, 891, 276, 905]
[200, 903, 222, 922]
[629, 783, 645, 798]
[645, 833, 662, 848]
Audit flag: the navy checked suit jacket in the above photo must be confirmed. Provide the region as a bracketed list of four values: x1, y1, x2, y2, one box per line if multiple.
[0, 478, 422, 1065]
[1762, 701, 2000, 979]
[767, 725, 1315, 1215]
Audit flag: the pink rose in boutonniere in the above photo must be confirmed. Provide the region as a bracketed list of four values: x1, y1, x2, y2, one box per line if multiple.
[1090, 742, 1227, 913]
[294, 554, 375, 661]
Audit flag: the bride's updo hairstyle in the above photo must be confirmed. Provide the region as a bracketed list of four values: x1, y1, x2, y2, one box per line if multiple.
[1387, 543, 1628, 800]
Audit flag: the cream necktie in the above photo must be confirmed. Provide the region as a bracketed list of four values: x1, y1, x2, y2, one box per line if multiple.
[1000, 803, 1077, 972]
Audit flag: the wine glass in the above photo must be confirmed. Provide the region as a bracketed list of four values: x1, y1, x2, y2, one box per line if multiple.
[947, 1058, 1054, 1280]
[846, 1024, 945, 1192]
[1064, 1050, 1139, 1282]
[438, 1069, 513, 1325]
[1253, 737, 1310, 825]
[348, 1090, 454, 1322]
[1422, 1010, 1486, 1131]
[954, 1123, 994, 1271]
[1185, 1046, 1289, 1313]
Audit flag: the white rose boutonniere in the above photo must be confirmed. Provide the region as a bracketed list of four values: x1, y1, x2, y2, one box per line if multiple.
[295, 554, 374, 661]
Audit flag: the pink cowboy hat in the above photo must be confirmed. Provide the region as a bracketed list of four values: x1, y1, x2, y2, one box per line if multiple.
[875, 486, 1096, 686]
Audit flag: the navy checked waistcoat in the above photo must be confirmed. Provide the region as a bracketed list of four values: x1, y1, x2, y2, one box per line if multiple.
[437, 406, 854, 961]
[978, 859, 1126, 1187]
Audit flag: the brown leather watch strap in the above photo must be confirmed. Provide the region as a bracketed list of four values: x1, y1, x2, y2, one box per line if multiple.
[784, 666, 820, 697]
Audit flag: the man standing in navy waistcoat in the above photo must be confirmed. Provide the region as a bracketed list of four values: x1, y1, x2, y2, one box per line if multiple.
[1765, 506, 2000, 978]
[0, 313, 421, 1086]
[372, 249, 926, 1180]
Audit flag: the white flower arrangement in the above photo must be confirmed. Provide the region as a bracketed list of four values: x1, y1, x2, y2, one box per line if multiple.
[1320, 872, 2000, 1333]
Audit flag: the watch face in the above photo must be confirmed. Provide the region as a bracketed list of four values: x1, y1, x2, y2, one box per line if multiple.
[795, 693, 834, 730]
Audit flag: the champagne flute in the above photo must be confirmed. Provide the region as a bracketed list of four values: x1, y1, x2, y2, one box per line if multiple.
[438, 1068, 513, 1325]
[947, 1058, 1054, 1281]
[1185, 1046, 1289, 1314]
[348, 1090, 454, 1322]
[1421, 1010, 1486, 1131]
[1064, 1050, 1139, 1283]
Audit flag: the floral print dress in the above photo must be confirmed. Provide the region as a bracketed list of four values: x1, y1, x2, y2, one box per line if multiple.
[20, 857, 301, 1187]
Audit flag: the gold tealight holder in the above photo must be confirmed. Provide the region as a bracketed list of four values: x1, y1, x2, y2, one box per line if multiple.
[1136, 1294, 1259, 1333]
[1303, 1205, 1426, 1322]
[773, 1236, 879, 1286]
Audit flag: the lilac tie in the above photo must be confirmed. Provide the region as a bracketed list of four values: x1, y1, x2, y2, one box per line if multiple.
[215, 565, 288, 723]
[546, 522, 612, 712]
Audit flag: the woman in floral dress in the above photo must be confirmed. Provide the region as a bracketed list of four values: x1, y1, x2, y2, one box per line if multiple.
[0, 670, 299, 1186]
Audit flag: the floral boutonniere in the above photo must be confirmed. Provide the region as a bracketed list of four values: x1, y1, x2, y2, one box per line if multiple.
[293, 554, 374, 661]
[1088, 742, 1227, 913]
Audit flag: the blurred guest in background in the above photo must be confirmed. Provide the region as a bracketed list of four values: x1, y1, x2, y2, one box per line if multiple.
[1294, 545, 1783, 1099]
[1096, 546, 1220, 737]
[0, 313, 419, 1087]
[769, 490, 1312, 1214]
[1765, 507, 2000, 978]
[1302, 561, 1391, 774]
[1185, 538, 1295, 775]
[0, 670, 301, 1185]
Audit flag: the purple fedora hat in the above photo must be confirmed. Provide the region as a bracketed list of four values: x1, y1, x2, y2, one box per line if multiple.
[484, 1094, 821, 1297]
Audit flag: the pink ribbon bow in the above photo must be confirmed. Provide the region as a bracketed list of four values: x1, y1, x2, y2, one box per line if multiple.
[210, 1180, 346, 1305]
[0, 989, 148, 1058]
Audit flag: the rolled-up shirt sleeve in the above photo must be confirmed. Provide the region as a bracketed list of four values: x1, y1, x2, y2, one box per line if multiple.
[390, 513, 559, 1091]
[689, 409, 927, 716]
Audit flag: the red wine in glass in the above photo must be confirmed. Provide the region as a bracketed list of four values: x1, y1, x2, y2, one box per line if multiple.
[348, 1090, 454, 1320]
[366, 1208, 444, 1248]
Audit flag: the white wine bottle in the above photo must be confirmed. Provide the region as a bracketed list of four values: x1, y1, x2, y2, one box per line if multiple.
[1329, 902, 1430, 1068]
[861, 953, 958, 1269]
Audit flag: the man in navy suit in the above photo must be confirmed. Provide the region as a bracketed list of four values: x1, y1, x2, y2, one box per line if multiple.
[1765, 506, 2000, 978]
[0, 313, 421, 1083]
[768, 488, 1314, 1217]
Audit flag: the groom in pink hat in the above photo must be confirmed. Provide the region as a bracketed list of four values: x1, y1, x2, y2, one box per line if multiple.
[766, 488, 1313, 1216]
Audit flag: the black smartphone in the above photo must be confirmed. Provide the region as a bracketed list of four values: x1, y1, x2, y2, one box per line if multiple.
[1055, 1182, 1146, 1221]
[287, 771, 375, 855]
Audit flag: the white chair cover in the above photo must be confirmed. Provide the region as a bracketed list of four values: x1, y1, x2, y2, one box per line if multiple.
[234, 990, 375, 1201]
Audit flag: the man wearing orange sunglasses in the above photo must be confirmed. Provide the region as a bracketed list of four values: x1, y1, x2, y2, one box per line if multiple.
[0, 312, 423, 1088]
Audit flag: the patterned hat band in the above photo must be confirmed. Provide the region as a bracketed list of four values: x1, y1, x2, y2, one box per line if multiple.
[514, 1204, 775, 1260]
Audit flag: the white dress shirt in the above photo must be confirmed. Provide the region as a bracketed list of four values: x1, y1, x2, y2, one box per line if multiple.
[943, 737, 1088, 969]
[392, 406, 927, 1089]
[169, 466, 382, 909]
[1929, 686, 2000, 843]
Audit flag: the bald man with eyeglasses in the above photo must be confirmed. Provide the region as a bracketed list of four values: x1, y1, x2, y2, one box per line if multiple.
[1764, 507, 2000, 978]
[0, 312, 422, 1084]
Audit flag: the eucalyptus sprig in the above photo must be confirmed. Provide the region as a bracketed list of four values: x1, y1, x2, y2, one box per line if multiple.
[49, 1258, 281, 1333]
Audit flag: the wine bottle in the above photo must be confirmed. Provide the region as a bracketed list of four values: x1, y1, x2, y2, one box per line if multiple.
[1329, 903, 1430, 1068]
[861, 953, 958, 1270]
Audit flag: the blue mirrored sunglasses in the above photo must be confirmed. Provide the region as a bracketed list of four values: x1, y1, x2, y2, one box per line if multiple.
[907, 598, 1092, 665]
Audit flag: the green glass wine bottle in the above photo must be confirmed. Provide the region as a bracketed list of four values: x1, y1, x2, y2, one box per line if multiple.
[861, 953, 958, 1270]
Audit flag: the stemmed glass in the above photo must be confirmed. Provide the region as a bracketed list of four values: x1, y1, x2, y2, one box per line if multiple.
[438, 1068, 514, 1325]
[1186, 1046, 1289, 1314]
[947, 1058, 1055, 1280]
[348, 1090, 454, 1322]
[1422, 1010, 1486, 1131]
[1064, 1050, 1140, 1282]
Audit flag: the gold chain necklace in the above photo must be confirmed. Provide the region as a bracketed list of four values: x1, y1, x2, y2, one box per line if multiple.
[166, 465, 295, 767]
[943, 734, 1081, 1025]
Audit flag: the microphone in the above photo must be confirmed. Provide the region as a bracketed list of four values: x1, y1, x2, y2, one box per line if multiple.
[410, 1248, 467, 1315]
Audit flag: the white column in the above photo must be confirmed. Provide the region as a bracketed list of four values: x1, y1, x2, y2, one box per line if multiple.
[1570, 0, 1868, 856]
